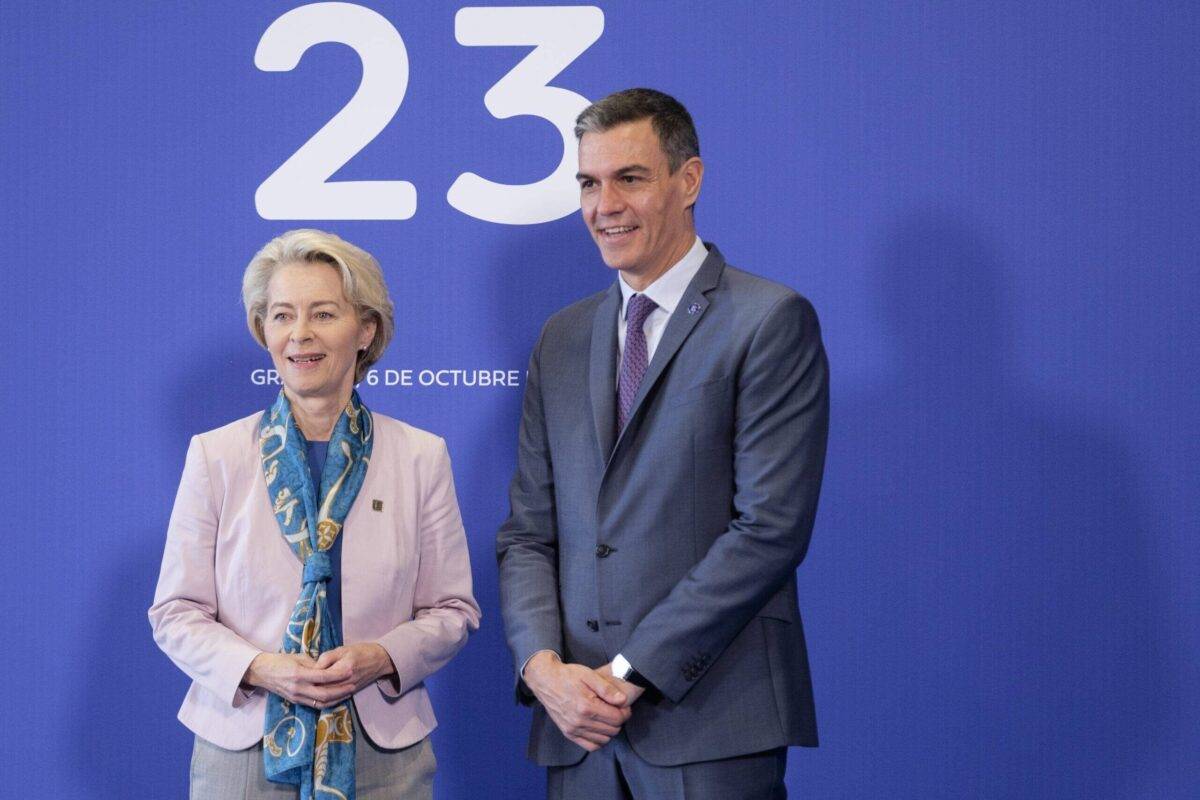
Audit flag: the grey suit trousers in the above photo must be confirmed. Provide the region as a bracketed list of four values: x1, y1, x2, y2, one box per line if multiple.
[547, 733, 787, 800]
[189, 705, 436, 800]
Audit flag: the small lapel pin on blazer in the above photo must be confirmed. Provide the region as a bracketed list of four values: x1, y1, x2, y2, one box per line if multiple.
[372, 499, 383, 512]
[687, 302, 702, 315]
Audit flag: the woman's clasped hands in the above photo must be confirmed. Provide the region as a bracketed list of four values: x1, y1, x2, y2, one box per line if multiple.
[243, 643, 395, 709]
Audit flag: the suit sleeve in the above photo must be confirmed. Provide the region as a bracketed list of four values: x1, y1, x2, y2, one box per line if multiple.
[620, 293, 830, 703]
[373, 438, 481, 697]
[148, 435, 264, 708]
[496, 329, 564, 703]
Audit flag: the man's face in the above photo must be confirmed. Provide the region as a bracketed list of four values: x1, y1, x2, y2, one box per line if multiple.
[577, 119, 702, 285]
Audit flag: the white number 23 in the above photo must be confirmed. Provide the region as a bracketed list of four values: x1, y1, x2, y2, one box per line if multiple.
[254, 3, 604, 225]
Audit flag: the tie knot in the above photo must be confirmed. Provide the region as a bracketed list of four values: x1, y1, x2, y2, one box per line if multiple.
[302, 551, 333, 584]
[627, 294, 657, 326]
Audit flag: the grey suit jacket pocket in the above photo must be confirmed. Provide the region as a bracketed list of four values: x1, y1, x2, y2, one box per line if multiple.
[662, 375, 729, 409]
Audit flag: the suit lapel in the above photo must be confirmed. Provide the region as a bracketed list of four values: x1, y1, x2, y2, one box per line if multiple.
[589, 283, 621, 462]
[610, 245, 726, 459]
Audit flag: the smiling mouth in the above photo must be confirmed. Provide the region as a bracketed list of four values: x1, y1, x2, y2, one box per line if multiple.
[599, 225, 639, 238]
[288, 354, 326, 364]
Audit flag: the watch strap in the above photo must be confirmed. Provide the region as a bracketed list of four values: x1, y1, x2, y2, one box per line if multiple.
[612, 653, 651, 689]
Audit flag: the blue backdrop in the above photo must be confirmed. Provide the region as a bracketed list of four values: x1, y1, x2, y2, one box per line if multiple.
[3, 2, 1197, 798]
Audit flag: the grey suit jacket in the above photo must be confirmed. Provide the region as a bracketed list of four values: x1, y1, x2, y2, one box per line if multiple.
[497, 244, 829, 767]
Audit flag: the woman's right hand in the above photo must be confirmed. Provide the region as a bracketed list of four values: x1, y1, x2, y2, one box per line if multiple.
[242, 652, 356, 708]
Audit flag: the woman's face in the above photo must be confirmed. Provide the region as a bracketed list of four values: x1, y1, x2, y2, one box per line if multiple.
[263, 261, 376, 403]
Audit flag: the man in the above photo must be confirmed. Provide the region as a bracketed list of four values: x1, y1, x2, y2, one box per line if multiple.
[497, 88, 829, 799]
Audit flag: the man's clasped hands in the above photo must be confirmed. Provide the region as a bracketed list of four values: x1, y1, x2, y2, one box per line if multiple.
[522, 650, 647, 751]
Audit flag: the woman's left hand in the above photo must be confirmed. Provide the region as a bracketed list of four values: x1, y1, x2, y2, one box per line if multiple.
[311, 643, 397, 708]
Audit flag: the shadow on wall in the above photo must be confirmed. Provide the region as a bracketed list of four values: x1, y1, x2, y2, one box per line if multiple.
[66, 531, 194, 799]
[424, 218, 603, 800]
[62, 335, 273, 799]
[809, 208, 1171, 798]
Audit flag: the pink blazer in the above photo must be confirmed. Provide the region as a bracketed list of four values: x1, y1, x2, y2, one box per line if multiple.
[149, 411, 481, 750]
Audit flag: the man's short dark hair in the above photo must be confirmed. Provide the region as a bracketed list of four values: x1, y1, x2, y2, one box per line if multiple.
[574, 88, 700, 173]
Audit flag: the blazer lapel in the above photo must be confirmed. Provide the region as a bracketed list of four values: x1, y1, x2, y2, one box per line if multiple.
[589, 283, 621, 462]
[611, 245, 726, 457]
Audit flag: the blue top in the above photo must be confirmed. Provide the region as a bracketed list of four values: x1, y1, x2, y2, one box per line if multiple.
[305, 440, 343, 637]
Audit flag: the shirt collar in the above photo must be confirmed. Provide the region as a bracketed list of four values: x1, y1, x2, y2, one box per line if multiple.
[619, 236, 708, 320]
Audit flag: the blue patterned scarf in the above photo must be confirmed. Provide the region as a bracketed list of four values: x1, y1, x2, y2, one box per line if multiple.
[258, 389, 373, 800]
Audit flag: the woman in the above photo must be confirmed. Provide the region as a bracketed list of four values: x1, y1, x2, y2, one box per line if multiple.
[150, 229, 480, 799]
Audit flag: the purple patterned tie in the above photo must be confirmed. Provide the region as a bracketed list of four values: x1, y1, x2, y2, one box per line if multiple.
[618, 293, 658, 432]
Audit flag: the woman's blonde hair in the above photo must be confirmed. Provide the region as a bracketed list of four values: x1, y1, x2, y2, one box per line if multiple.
[242, 229, 394, 383]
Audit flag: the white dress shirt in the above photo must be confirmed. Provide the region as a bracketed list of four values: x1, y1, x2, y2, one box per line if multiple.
[616, 236, 709, 385]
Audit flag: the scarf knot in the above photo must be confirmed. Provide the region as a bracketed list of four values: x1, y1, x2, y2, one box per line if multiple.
[303, 552, 333, 584]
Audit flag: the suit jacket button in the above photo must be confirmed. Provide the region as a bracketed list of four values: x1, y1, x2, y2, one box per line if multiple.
[586, 619, 599, 632]
[595, 544, 613, 558]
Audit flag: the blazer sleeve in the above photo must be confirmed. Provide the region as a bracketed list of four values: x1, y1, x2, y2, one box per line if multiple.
[620, 292, 830, 703]
[148, 435, 263, 708]
[496, 329, 565, 701]
[373, 437, 481, 697]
